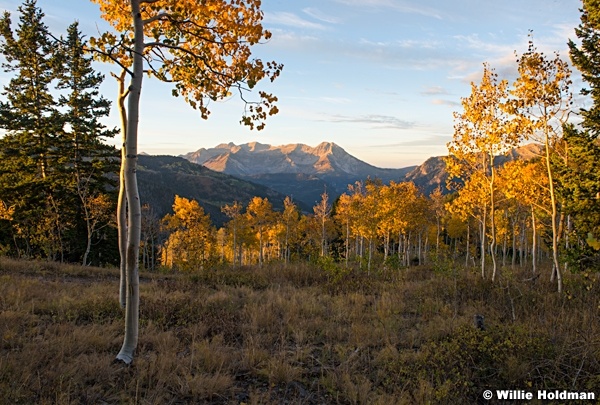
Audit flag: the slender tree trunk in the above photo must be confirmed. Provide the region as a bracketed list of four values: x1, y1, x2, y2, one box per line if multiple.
[405, 233, 411, 267]
[116, 70, 128, 309]
[116, 1, 143, 364]
[481, 208, 487, 279]
[436, 217, 440, 259]
[397, 231, 402, 262]
[511, 217, 517, 267]
[233, 225, 237, 268]
[83, 223, 93, 266]
[384, 231, 389, 261]
[284, 222, 289, 266]
[465, 224, 470, 267]
[367, 238, 372, 274]
[490, 164, 498, 282]
[345, 220, 349, 268]
[545, 134, 562, 293]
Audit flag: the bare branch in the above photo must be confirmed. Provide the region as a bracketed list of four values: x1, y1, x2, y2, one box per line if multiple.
[88, 45, 134, 77]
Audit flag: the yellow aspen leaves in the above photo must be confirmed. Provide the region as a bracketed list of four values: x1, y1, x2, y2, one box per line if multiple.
[90, 0, 282, 129]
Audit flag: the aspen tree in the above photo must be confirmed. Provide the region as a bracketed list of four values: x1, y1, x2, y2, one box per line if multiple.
[510, 38, 572, 293]
[447, 64, 520, 280]
[90, 0, 282, 363]
[246, 196, 274, 266]
[313, 190, 332, 257]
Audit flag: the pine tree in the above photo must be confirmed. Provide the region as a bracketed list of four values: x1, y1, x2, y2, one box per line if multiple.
[553, 124, 600, 269]
[56, 22, 118, 265]
[0, 0, 62, 258]
[0, 2, 117, 263]
[569, 1, 600, 137]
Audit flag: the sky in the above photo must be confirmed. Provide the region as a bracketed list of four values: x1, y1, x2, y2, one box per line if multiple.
[0, 0, 585, 168]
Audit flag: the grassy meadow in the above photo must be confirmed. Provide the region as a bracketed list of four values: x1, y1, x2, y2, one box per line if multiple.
[1, 257, 600, 404]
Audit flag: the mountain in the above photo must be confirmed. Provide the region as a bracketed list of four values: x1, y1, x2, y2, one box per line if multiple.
[179, 141, 546, 207]
[403, 156, 450, 194]
[136, 155, 299, 226]
[404, 143, 546, 195]
[183, 141, 415, 206]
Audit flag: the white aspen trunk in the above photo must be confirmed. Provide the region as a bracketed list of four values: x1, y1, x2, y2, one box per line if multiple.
[544, 133, 562, 293]
[345, 220, 349, 268]
[490, 164, 497, 282]
[116, 70, 128, 309]
[436, 217, 440, 259]
[465, 224, 470, 267]
[405, 233, 410, 267]
[232, 224, 237, 268]
[367, 238, 372, 274]
[384, 231, 389, 261]
[481, 208, 487, 279]
[511, 217, 517, 267]
[116, 0, 143, 364]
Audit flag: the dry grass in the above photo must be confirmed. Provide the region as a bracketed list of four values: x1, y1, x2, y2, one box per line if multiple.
[1, 256, 600, 404]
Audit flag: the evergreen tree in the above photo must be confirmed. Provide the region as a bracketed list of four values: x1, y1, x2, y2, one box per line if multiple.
[569, 1, 600, 137]
[56, 22, 118, 265]
[0, 1, 117, 263]
[567, 1, 600, 267]
[0, 0, 62, 258]
[553, 124, 600, 269]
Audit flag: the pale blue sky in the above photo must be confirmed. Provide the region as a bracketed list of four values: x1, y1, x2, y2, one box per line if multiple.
[0, 0, 584, 168]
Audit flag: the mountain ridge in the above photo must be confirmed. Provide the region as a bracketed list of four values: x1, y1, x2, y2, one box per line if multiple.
[182, 141, 415, 205]
[181, 141, 545, 206]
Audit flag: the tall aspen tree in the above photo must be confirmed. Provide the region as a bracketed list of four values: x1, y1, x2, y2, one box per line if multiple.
[90, 0, 282, 363]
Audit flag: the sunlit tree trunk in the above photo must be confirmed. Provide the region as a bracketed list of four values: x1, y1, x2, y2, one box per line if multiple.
[115, 69, 128, 309]
[490, 161, 498, 281]
[546, 132, 561, 292]
[116, 0, 143, 364]
[480, 205, 487, 279]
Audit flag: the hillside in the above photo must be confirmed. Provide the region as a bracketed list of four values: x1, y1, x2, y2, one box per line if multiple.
[136, 155, 298, 226]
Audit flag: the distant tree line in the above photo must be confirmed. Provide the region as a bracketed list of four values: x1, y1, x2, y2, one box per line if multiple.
[148, 3, 600, 284]
[1, 0, 599, 288]
[0, 0, 118, 265]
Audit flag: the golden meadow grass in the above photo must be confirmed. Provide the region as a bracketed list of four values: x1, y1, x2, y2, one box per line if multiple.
[1, 257, 600, 404]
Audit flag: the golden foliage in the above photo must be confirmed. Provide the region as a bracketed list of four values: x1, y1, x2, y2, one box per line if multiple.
[161, 195, 215, 270]
[90, 0, 282, 129]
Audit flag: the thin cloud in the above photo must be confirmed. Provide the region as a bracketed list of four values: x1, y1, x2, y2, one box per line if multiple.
[421, 86, 450, 96]
[320, 97, 353, 104]
[326, 114, 415, 130]
[367, 134, 451, 147]
[333, 0, 443, 19]
[263, 11, 327, 30]
[432, 99, 461, 108]
[302, 7, 340, 24]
